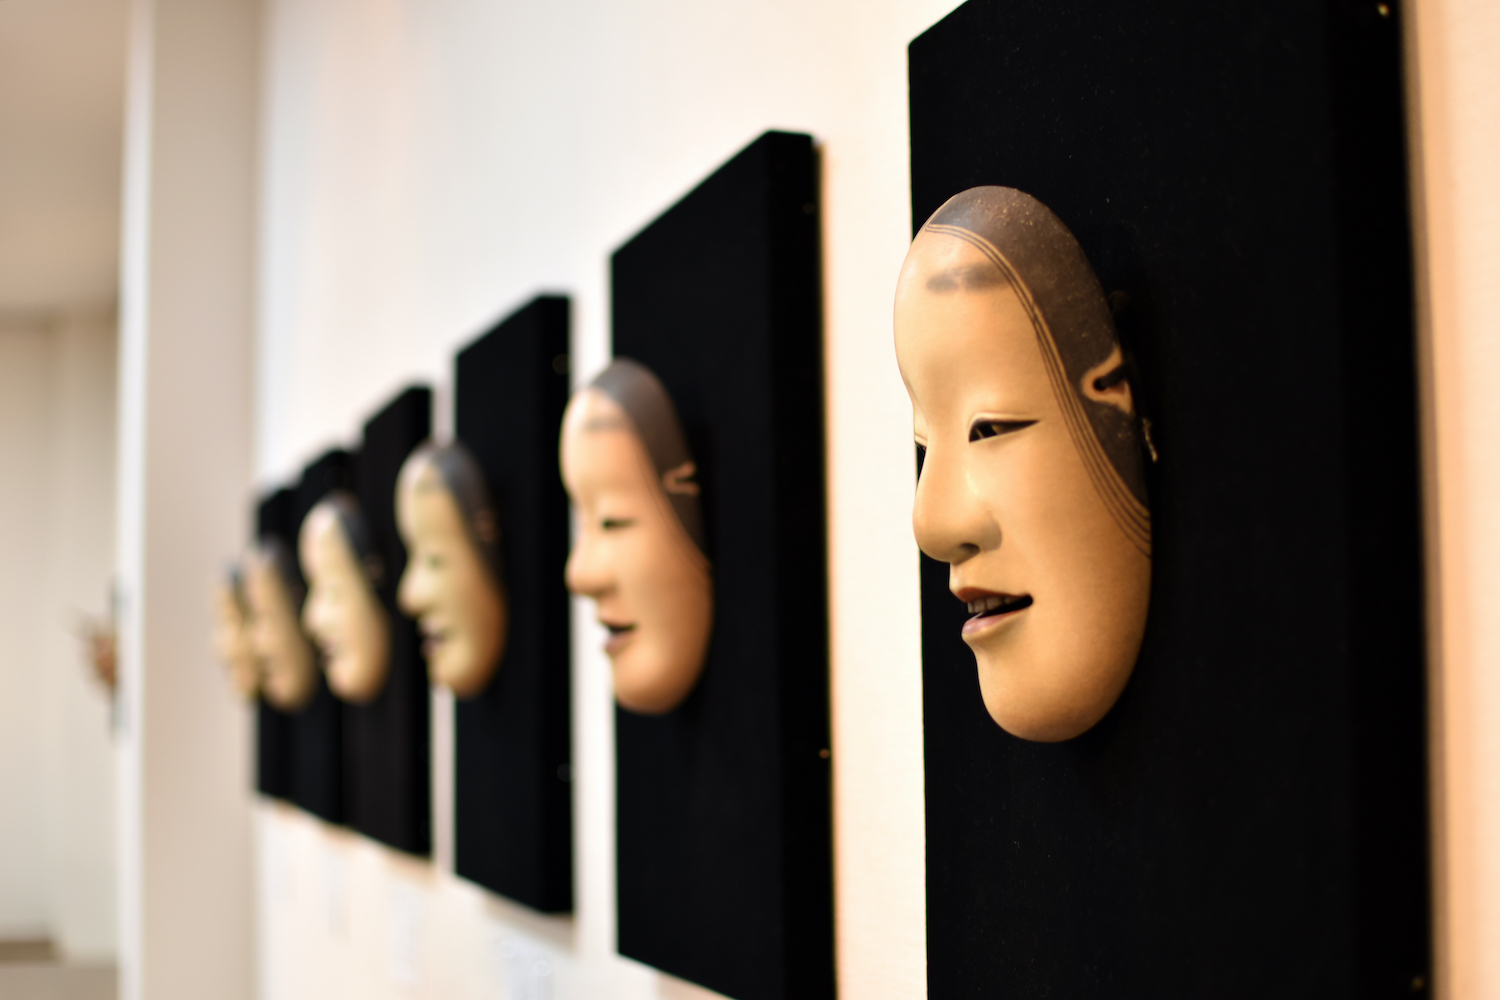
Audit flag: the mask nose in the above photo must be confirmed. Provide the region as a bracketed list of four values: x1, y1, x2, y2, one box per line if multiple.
[301, 589, 320, 637]
[396, 557, 428, 618]
[565, 529, 612, 599]
[911, 441, 1000, 565]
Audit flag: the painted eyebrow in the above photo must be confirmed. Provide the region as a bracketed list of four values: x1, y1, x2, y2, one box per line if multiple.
[580, 416, 631, 433]
[925, 263, 1009, 293]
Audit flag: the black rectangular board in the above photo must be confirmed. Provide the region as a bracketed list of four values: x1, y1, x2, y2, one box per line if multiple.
[452, 295, 574, 913]
[344, 386, 432, 856]
[254, 487, 296, 801]
[909, 2, 1429, 997]
[251, 450, 352, 826]
[610, 131, 832, 1000]
[285, 449, 351, 825]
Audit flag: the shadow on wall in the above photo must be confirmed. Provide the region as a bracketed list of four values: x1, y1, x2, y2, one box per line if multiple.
[0, 938, 116, 1000]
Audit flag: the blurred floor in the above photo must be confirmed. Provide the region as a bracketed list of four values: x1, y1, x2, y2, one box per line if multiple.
[0, 941, 115, 1000]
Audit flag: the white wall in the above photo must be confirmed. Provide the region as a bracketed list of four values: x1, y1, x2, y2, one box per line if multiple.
[235, 1, 1500, 999]
[115, 0, 260, 996]
[0, 311, 119, 959]
[41, 312, 121, 962]
[252, 0, 956, 997]
[0, 320, 56, 940]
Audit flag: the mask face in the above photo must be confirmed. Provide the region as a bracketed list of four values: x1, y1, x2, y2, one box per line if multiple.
[299, 502, 391, 703]
[212, 577, 259, 699]
[395, 458, 506, 698]
[895, 229, 1150, 742]
[560, 389, 712, 715]
[244, 549, 318, 711]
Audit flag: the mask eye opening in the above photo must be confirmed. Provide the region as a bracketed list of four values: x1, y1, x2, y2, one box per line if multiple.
[967, 419, 1036, 442]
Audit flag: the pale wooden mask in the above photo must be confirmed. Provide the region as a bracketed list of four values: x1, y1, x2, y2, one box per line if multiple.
[896, 186, 1152, 742]
[395, 444, 508, 698]
[244, 541, 318, 712]
[561, 360, 712, 715]
[300, 494, 391, 703]
[211, 570, 259, 700]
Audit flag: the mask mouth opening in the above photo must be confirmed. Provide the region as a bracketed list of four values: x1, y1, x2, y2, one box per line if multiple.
[966, 593, 1033, 620]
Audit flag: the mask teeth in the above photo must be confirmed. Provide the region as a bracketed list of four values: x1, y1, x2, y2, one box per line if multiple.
[965, 593, 1032, 616]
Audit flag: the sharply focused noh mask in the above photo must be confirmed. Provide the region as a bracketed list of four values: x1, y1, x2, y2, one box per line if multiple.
[243, 540, 318, 712]
[212, 569, 259, 700]
[895, 186, 1153, 742]
[300, 492, 391, 704]
[561, 358, 713, 716]
[395, 442, 508, 698]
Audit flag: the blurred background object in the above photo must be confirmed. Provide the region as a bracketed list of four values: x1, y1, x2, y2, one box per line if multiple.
[74, 589, 119, 695]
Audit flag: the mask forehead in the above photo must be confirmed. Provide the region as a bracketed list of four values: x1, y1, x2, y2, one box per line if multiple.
[897, 234, 1047, 421]
[916, 187, 1150, 555]
[564, 409, 653, 507]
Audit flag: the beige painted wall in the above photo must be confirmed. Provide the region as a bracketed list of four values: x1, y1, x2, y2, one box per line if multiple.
[0, 0, 128, 315]
[115, 0, 260, 997]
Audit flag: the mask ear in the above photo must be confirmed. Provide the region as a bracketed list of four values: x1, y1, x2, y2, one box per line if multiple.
[1141, 418, 1160, 464]
[473, 508, 500, 544]
[1081, 345, 1135, 417]
[662, 461, 700, 497]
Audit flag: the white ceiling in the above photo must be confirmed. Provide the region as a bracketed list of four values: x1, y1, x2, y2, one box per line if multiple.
[0, 0, 129, 316]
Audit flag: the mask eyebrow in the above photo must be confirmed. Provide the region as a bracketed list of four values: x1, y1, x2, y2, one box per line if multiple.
[581, 416, 631, 433]
[925, 262, 1009, 293]
[411, 466, 447, 494]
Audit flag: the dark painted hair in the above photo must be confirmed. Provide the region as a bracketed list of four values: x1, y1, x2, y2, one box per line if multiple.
[258, 537, 306, 608]
[318, 490, 385, 586]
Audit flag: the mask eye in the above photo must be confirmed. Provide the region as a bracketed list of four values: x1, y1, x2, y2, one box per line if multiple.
[969, 419, 1036, 442]
[915, 443, 927, 477]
